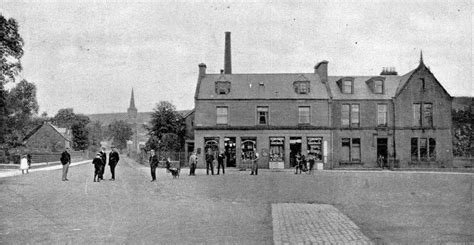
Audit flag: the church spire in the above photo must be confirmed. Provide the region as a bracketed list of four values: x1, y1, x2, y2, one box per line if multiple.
[129, 88, 136, 109]
[127, 88, 137, 120]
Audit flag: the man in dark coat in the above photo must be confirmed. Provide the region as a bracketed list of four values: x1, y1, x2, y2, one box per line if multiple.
[205, 150, 214, 175]
[108, 146, 120, 180]
[60, 147, 71, 181]
[92, 153, 103, 182]
[149, 149, 159, 182]
[98, 147, 107, 180]
[217, 151, 225, 175]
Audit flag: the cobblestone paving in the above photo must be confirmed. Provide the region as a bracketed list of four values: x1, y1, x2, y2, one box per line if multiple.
[272, 203, 373, 245]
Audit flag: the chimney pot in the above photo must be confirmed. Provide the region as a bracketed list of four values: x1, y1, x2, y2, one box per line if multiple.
[198, 63, 207, 79]
[315, 60, 329, 83]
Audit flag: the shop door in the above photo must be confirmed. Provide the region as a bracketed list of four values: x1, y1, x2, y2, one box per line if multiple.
[224, 137, 236, 167]
[376, 138, 388, 167]
[290, 137, 302, 167]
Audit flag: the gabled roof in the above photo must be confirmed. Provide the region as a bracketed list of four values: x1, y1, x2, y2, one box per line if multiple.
[395, 63, 451, 98]
[196, 73, 330, 100]
[23, 122, 71, 143]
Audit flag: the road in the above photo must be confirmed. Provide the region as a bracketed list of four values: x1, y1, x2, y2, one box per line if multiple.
[0, 157, 472, 244]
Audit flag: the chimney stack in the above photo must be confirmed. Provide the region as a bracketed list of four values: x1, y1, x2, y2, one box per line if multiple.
[315, 60, 329, 83]
[224, 32, 232, 74]
[198, 63, 207, 79]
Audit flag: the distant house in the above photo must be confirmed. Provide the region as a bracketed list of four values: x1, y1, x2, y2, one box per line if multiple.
[23, 122, 71, 152]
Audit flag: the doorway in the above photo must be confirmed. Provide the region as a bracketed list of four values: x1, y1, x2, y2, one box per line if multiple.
[224, 137, 236, 167]
[290, 137, 302, 167]
[376, 138, 388, 168]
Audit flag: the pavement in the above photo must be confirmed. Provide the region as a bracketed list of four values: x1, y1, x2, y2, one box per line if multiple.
[0, 157, 472, 244]
[0, 160, 90, 178]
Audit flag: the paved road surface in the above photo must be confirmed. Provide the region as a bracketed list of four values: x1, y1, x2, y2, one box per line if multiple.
[0, 157, 472, 244]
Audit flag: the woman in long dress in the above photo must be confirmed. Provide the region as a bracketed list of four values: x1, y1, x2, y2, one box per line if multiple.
[20, 154, 29, 174]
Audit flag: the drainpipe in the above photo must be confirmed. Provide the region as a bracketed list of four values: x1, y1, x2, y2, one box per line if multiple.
[391, 98, 397, 164]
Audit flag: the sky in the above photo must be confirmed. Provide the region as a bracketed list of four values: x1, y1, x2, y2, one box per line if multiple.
[2, 0, 472, 116]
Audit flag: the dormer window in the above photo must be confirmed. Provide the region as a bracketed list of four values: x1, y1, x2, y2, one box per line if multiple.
[342, 80, 353, 94]
[293, 75, 311, 95]
[365, 77, 385, 94]
[374, 80, 383, 94]
[215, 81, 231, 95]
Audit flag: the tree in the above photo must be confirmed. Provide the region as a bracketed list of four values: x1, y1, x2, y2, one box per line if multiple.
[1, 14, 24, 147]
[108, 120, 133, 150]
[87, 120, 106, 151]
[146, 101, 185, 152]
[71, 122, 89, 151]
[52, 108, 90, 151]
[4, 79, 39, 147]
[1, 14, 24, 84]
[452, 109, 473, 157]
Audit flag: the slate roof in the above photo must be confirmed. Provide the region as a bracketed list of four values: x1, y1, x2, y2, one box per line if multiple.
[196, 73, 331, 100]
[328, 75, 402, 100]
[23, 122, 71, 142]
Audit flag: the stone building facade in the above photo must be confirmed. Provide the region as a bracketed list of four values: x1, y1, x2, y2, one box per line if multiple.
[193, 33, 453, 169]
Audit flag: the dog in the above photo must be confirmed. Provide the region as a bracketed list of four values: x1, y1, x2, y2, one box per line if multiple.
[167, 167, 180, 178]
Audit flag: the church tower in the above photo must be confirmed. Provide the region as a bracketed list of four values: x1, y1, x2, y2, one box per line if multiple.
[127, 88, 138, 120]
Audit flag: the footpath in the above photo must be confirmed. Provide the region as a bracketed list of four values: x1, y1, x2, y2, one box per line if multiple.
[0, 159, 90, 178]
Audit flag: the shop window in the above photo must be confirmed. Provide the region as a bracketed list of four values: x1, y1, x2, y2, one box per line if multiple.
[298, 106, 310, 124]
[257, 106, 269, 125]
[204, 137, 219, 160]
[241, 137, 257, 160]
[307, 137, 322, 161]
[216, 106, 228, 125]
[411, 137, 436, 162]
[377, 104, 387, 126]
[341, 138, 361, 162]
[269, 137, 284, 162]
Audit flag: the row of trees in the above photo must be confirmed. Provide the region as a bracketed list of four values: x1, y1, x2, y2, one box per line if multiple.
[1, 14, 133, 153]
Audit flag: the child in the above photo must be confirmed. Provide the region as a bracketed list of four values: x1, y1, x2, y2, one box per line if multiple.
[20, 154, 29, 174]
[92, 153, 103, 182]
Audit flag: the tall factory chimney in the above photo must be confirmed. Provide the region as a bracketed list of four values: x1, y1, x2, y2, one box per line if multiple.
[224, 32, 232, 74]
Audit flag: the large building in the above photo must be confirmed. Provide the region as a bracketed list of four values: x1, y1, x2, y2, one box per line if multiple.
[193, 33, 453, 169]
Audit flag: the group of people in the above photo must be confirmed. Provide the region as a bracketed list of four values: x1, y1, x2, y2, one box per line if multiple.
[91, 146, 120, 182]
[204, 151, 227, 175]
[294, 153, 316, 174]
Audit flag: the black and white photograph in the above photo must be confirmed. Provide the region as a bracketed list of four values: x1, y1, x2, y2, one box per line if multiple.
[0, 0, 472, 244]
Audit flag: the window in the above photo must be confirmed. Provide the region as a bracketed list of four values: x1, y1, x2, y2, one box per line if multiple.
[374, 80, 383, 94]
[256, 106, 268, 125]
[423, 103, 433, 127]
[342, 104, 350, 126]
[342, 80, 353, 93]
[377, 104, 387, 126]
[413, 103, 433, 127]
[269, 137, 284, 162]
[298, 106, 310, 124]
[216, 107, 228, 125]
[341, 138, 361, 162]
[411, 138, 436, 161]
[341, 104, 360, 127]
[413, 103, 421, 126]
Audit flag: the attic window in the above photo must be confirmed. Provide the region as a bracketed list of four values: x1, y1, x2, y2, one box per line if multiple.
[215, 81, 231, 95]
[293, 81, 310, 94]
[342, 80, 353, 94]
[374, 80, 384, 94]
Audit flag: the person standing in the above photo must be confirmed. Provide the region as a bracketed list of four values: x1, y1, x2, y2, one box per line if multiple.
[99, 147, 107, 180]
[250, 150, 259, 175]
[188, 151, 197, 176]
[19, 154, 29, 174]
[149, 149, 159, 182]
[205, 150, 214, 175]
[60, 147, 71, 181]
[217, 151, 225, 175]
[92, 153, 103, 182]
[108, 146, 120, 181]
